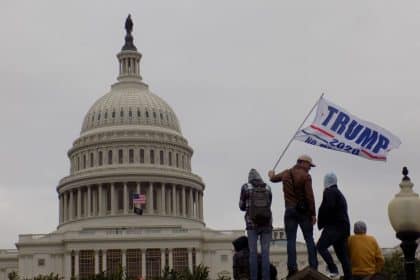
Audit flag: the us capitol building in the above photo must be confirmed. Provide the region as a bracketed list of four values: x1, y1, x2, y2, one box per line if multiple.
[0, 17, 310, 280]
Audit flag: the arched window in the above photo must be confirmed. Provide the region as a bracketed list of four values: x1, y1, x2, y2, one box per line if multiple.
[129, 109, 132, 117]
[108, 150, 113, 165]
[97, 113, 101, 120]
[120, 109, 124, 117]
[129, 149, 134, 163]
[176, 153, 179, 167]
[150, 150, 155, 164]
[137, 109, 141, 117]
[169, 152, 172, 166]
[104, 111, 108, 119]
[99, 151, 103, 166]
[160, 150, 164, 165]
[112, 111, 116, 118]
[140, 149, 145, 163]
[146, 111, 149, 118]
[153, 111, 157, 119]
[90, 153, 94, 167]
[118, 149, 123, 164]
[83, 154, 86, 169]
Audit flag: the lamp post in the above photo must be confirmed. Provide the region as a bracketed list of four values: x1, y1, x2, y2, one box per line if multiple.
[388, 167, 420, 280]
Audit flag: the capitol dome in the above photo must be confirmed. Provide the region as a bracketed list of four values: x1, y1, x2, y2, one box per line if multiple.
[56, 15, 205, 233]
[80, 82, 182, 135]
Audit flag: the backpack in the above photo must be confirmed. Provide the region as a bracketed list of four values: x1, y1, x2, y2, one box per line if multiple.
[248, 183, 271, 226]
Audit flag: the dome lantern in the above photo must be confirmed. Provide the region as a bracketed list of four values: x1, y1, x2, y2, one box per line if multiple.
[117, 14, 142, 82]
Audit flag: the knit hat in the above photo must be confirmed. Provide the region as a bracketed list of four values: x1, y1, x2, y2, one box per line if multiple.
[354, 221, 367, 234]
[324, 172, 337, 188]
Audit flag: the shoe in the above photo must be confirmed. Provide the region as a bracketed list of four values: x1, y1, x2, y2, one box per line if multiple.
[286, 269, 298, 279]
[327, 272, 340, 279]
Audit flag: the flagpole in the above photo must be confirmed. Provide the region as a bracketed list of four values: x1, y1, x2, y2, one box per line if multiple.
[272, 93, 325, 170]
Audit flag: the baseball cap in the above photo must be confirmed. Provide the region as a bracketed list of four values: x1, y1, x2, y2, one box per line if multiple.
[298, 154, 316, 167]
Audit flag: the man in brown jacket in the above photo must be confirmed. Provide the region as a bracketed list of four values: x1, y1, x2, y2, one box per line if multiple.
[268, 154, 318, 277]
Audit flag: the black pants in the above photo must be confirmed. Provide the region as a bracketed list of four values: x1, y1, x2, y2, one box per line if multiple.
[317, 226, 351, 280]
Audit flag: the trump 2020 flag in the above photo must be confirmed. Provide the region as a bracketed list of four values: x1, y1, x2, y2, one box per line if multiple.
[294, 97, 401, 161]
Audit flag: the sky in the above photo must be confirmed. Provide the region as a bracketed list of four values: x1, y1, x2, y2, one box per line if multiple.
[1, 0, 420, 249]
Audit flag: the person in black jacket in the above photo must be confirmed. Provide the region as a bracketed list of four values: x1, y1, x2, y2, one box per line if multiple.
[316, 172, 351, 280]
[232, 236, 278, 280]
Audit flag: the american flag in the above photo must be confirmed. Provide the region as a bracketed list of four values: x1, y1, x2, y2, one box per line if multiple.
[133, 193, 146, 205]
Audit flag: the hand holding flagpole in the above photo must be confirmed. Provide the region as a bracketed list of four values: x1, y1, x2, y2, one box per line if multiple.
[272, 93, 325, 171]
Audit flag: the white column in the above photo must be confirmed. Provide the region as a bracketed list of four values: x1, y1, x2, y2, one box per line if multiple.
[161, 250, 166, 269]
[189, 188, 194, 218]
[161, 184, 166, 215]
[59, 194, 63, 223]
[63, 192, 68, 222]
[168, 249, 173, 269]
[182, 186, 186, 217]
[141, 251, 146, 278]
[188, 249, 193, 272]
[69, 191, 74, 220]
[64, 252, 71, 280]
[103, 250, 107, 272]
[94, 250, 99, 274]
[122, 249, 126, 269]
[148, 182, 154, 214]
[172, 185, 176, 215]
[199, 191, 204, 220]
[98, 184, 103, 216]
[111, 183, 116, 215]
[194, 190, 198, 218]
[87, 185, 92, 217]
[77, 188, 82, 219]
[123, 182, 128, 214]
[75, 251, 79, 278]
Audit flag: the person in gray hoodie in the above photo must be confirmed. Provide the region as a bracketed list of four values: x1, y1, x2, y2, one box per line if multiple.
[239, 169, 273, 280]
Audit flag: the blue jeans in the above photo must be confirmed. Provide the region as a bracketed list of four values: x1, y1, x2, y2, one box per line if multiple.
[284, 207, 318, 271]
[247, 229, 272, 280]
[317, 226, 351, 280]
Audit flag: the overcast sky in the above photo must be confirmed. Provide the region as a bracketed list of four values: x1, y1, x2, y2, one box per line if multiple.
[1, 1, 420, 249]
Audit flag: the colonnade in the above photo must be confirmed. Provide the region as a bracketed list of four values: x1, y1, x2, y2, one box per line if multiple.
[59, 182, 204, 224]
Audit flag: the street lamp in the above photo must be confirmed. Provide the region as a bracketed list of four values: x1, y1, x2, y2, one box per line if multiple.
[388, 167, 420, 280]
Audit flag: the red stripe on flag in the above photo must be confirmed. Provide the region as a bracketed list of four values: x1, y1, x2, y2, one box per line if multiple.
[309, 124, 334, 138]
[361, 149, 386, 161]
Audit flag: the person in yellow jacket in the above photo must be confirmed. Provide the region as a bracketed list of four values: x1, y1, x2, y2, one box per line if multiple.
[347, 221, 385, 280]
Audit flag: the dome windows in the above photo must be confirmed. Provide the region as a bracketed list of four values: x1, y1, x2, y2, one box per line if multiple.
[150, 150, 155, 164]
[112, 111, 116, 118]
[137, 109, 141, 117]
[99, 151, 103, 166]
[139, 149, 145, 163]
[129, 149, 134, 163]
[159, 150, 164, 165]
[108, 150, 113, 165]
[145, 111, 149, 118]
[118, 149, 123, 164]
[128, 109, 132, 118]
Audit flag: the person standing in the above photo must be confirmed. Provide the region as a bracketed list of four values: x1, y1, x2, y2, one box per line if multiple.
[268, 155, 318, 277]
[348, 221, 385, 280]
[316, 172, 351, 280]
[239, 169, 273, 280]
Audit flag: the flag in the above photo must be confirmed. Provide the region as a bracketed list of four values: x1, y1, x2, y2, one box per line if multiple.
[133, 193, 146, 205]
[294, 97, 401, 161]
